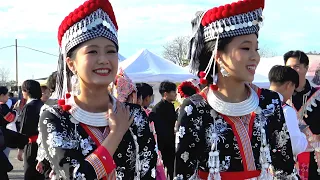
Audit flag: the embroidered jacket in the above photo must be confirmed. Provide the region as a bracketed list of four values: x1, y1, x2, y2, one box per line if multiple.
[39, 103, 157, 180]
[289, 80, 320, 179]
[175, 88, 297, 179]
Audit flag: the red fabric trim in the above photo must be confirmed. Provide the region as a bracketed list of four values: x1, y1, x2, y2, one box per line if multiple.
[93, 146, 116, 174]
[297, 152, 310, 180]
[198, 170, 261, 180]
[81, 123, 116, 179]
[28, 135, 38, 143]
[222, 114, 255, 171]
[4, 112, 15, 122]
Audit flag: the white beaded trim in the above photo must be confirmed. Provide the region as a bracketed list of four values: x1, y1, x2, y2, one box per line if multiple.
[61, 8, 117, 54]
[203, 8, 263, 42]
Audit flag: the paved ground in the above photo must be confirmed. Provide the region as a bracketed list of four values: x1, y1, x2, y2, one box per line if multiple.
[7, 149, 24, 180]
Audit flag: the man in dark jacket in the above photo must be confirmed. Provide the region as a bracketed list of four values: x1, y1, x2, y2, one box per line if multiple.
[149, 81, 177, 179]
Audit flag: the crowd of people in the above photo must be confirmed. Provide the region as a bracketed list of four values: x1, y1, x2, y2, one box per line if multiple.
[1, 0, 320, 179]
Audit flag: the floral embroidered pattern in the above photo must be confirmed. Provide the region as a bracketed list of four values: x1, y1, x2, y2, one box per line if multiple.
[184, 105, 193, 116]
[40, 104, 157, 179]
[174, 89, 296, 180]
[274, 124, 290, 148]
[80, 138, 93, 156]
[181, 151, 189, 163]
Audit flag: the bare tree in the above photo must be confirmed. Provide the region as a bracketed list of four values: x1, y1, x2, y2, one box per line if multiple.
[259, 46, 278, 58]
[162, 36, 189, 66]
[0, 68, 10, 86]
[307, 51, 320, 55]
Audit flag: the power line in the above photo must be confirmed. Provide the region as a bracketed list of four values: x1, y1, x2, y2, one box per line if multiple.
[0, 45, 15, 50]
[0, 44, 59, 57]
[18, 46, 59, 57]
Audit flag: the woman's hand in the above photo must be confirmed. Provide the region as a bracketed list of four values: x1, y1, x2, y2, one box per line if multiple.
[17, 149, 23, 161]
[102, 101, 134, 156]
[36, 161, 44, 174]
[108, 101, 134, 136]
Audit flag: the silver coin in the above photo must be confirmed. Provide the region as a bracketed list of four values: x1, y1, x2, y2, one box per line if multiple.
[103, 20, 108, 26]
[87, 24, 92, 30]
[252, 20, 258, 25]
[82, 26, 87, 32]
[106, 23, 111, 29]
[77, 29, 82, 36]
[243, 22, 248, 28]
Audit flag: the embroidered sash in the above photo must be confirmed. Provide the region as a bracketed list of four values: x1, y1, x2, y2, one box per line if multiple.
[81, 123, 116, 180]
[221, 114, 257, 171]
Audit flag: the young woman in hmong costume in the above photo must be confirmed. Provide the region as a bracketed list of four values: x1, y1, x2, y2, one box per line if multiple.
[174, 0, 298, 179]
[38, 0, 157, 179]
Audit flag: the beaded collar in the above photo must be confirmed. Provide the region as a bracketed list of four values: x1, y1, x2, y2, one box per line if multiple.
[207, 85, 259, 117]
[68, 95, 117, 127]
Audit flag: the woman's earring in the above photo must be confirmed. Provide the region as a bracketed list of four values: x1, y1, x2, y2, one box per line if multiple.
[71, 72, 81, 96]
[218, 60, 229, 77]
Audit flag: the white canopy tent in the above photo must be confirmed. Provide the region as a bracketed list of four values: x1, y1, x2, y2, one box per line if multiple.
[252, 56, 284, 88]
[119, 49, 197, 83]
[118, 54, 126, 61]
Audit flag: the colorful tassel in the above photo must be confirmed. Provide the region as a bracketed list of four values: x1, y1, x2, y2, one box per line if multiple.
[58, 99, 65, 106]
[65, 93, 71, 99]
[61, 105, 71, 111]
[210, 84, 218, 91]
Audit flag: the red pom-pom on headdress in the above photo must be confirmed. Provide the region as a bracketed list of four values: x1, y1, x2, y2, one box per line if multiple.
[58, 0, 118, 46]
[178, 81, 200, 98]
[201, 0, 265, 27]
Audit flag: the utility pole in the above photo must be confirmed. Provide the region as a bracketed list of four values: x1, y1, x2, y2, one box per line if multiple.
[15, 39, 18, 86]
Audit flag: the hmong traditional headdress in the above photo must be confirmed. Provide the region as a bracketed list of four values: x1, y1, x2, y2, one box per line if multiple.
[188, 0, 265, 90]
[54, 0, 118, 107]
[113, 68, 137, 103]
[177, 79, 200, 98]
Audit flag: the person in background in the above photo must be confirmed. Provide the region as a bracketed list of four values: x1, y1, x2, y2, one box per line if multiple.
[36, 71, 59, 179]
[149, 80, 177, 179]
[44, 71, 58, 106]
[40, 86, 51, 104]
[18, 80, 44, 180]
[175, 80, 200, 134]
[0, 86, 28, 179]
[0, 126, 28, 180]
[136, 82, 154, 115]
[13, 90, 27, 132]
[0, 86, 17, 157]
[6, 97, 12, 110]
[284, 50, 320, 179]
[8, 92, 18, 110]
[113, 68, 138, 103]
[269, 65, 308, 158]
